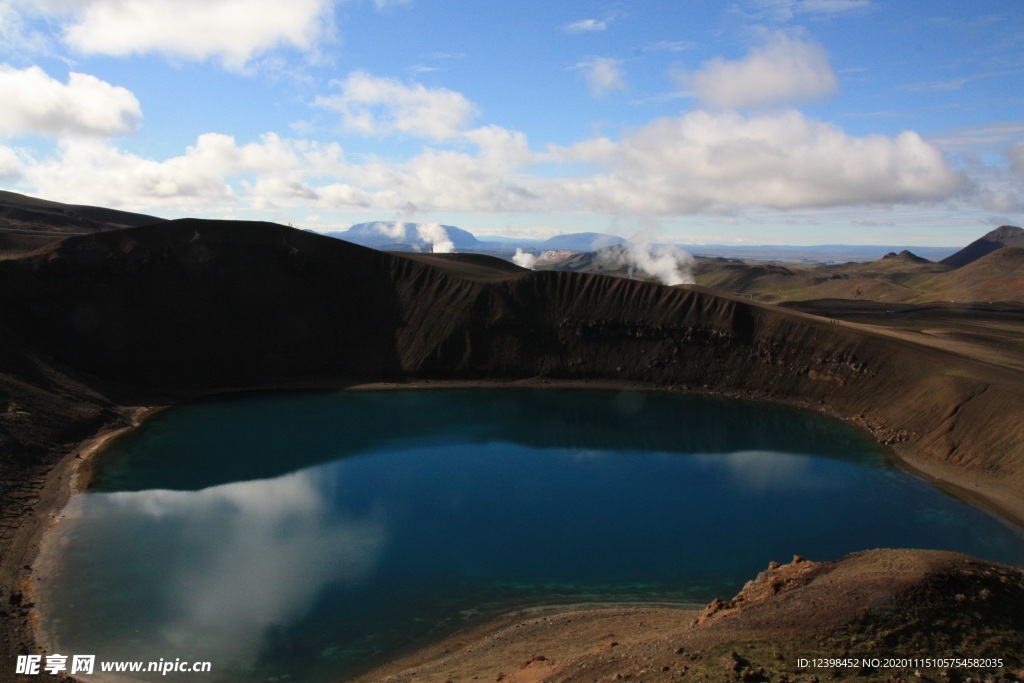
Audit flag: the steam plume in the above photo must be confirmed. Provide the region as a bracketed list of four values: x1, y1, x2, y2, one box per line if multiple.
[601, 237, 695, 286]
[512, 248, 537, 269]
[416, 222, 455, 253]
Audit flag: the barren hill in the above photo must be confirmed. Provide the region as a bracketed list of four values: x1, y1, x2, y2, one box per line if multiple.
[688, 239, 1024, 304]
[878, 249, 933, 265]
[940, 225, 1024, 268]
[0, 190, 163, 257]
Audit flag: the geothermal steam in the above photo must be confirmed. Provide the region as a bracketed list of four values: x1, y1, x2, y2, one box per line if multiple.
[512, 248, 537, 269]
[600, 239, 695, 286]
[370, 221, 455, 253]
[417, 222, 455, 254]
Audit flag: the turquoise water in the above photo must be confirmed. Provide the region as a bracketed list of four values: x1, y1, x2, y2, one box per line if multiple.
[38, 390, 1024, 682]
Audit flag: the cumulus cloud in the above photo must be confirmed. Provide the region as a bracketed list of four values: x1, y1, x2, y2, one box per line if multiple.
[462, 125, 533, 169]
[12, 132, 344, 212]
[0, 65, 141, 137]
[565, 18, 607, 33]
[968, 153, 1024, 213]
[0, 144, 22, 180]
[548, 109, 963, 213]
[345, 141, 535, 213]
[316, 71, 477, 141]
[17, 0, 333, 70]
[575, 57, 627, 98]
[6, 108, 965, 219]
[689, 32, 836, 109]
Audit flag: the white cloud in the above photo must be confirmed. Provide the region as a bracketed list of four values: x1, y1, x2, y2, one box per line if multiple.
[462, 125, 532, 170]
[315, 71, 477, 141]
[548, 109, 963, 214]
[0, 65, 141, 138]
[4, 108, 965, 222]
[12, 132, 346, 212]
[689, 32, 836, 109]
[565, 18, 607, 33]
[20, 0, 334, 70]
[0, 1, 50, 56]
[1007, 141, 1024, 175]
[27, 139, 236, 209]
[575, 57, 627, 98]
[0, 144, 23, 180]
[967, 147, 1024, 213]
[342, 139, 535, 213]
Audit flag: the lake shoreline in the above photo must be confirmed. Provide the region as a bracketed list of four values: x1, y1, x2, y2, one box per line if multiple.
[17, 378, 1024, 682]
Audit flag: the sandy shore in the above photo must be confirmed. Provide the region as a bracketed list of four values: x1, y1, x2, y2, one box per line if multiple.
[354, 603, 704, 683]
[0, 405, 152, 673]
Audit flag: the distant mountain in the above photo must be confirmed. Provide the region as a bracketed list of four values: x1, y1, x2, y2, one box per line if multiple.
[687, 244, 958, 264]
[879, 250, 932, 264]
[540, 232, 625, 251]
[940, 225, 1024, 268]
[330, 221, 480, 251]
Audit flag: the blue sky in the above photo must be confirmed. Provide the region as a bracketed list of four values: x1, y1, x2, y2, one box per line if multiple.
[0, 0, 1022, 246]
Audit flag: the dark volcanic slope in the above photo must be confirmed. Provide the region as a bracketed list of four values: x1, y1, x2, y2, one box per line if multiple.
[0, 190, 163, 234]
[940, 225, 1024, 268]
[0, 190, 165, 258]
[2, 219, 1022, 503]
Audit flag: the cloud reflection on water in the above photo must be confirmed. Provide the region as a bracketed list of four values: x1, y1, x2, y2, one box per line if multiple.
[691, 450, 832, 493]
[81, 466, 388, 665]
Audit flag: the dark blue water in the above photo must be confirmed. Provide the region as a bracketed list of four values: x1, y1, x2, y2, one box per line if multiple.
[38, 390, 1024, 682]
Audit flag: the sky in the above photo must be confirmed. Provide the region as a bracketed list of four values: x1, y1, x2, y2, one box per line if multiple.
[0, 0, 1022, 246]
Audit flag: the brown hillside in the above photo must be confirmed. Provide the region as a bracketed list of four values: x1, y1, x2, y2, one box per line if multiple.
[2, 219, 1024, 678]
[914, 246, 1024, 303]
